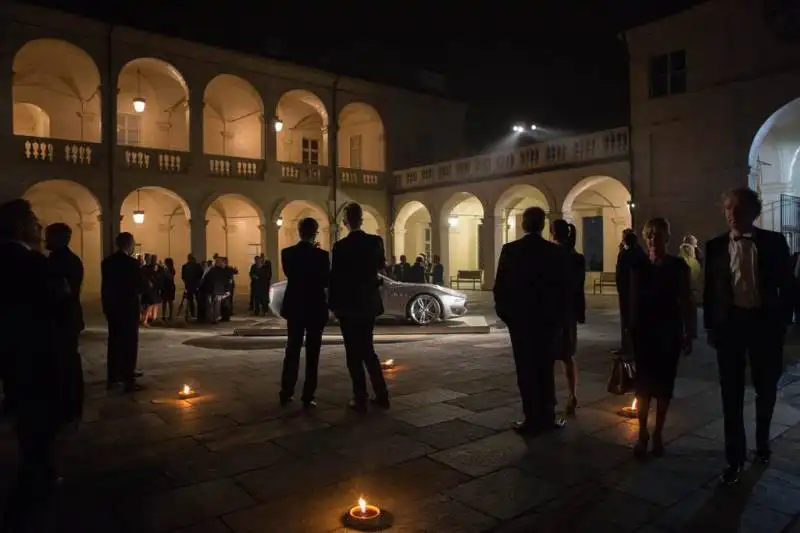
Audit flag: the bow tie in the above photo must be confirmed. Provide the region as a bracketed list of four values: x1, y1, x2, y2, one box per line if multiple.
[733, 235, 753, 241]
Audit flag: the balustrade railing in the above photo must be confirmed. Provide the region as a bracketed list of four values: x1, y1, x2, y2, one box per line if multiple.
[339, 168, 386, 189]
[278, 162, 329, 186]
[393, 126, 630, 190]
[206, 155, 264, 180]
[20, 136, 100, 166]
[118, 146, 188, 174]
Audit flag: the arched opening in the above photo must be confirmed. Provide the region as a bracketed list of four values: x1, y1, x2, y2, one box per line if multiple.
[337, 203, 383, 240]
[748, 97, 800, 239]
[203, 74, 264, 159]
[276, 200, 330, 280]
[494, 184, 552, 244]
[121, 187, 191, 290]
[393, 200, 432, 261]
[443, 193, 485, 276]
[12, 38, 102, 142]
[562, 176, 631, 274]
[275, 89, 329, 165]
[23, 180, 103, 297]
[205, 194, 264, 291]
[13, 102, 51, 137]
[337, 102, 385, 171]
[117, 58, 190, 151]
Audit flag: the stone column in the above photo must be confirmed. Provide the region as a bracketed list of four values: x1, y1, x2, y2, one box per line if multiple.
[263, 222, 279, 265]
[479, 216, 499, 290]
[189, 216, 207, 260]
[392, 228, 406, 258]
[432, 220, 448, 281]
[188, 88, 204, 173]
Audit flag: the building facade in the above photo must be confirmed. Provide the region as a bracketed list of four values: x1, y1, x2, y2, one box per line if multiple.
[0, 3, 467, 295]
[626, 0, 800, 249]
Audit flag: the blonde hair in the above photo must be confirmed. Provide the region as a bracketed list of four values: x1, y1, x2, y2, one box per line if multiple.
[642, 217, 670, 239]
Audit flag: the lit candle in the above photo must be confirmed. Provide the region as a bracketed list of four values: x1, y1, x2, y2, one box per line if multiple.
[380, 359, 395, 369]
[348, 496, 381, 520]
[178, 384, 196, 398]
[619, 397, 638, 418]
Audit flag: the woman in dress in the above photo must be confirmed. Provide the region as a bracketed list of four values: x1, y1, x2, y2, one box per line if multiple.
[630, 217, 695, 457]
[551, 219, 586, 415]
[161, 257, 177, 322]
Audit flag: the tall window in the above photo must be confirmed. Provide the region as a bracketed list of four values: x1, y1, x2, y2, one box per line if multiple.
[649, 50, 686, 98]
[302, 138, 319, 165]
[349, 134, 363, 169]
[117, 113, 141, 146]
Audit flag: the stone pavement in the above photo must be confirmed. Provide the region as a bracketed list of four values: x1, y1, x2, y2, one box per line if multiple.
[3, 294, 800, 532]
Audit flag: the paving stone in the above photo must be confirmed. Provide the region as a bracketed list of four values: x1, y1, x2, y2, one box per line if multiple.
[403, 419, 497, 450]
[164, 442, 291, 485]
[333, 434, 434, 470]
[391, 403, 475, 427]
[391, 388, 468, 409]
[692, 418, 790, 443]
[119, 479, 256, 532]
[197, 416, 329, 451]
[751, 472, 800, 515]
[430, 431, 531, 477]
[460, 405, 524, 431]
[446, 389, 520, 411]
[615, 466, 709, 507]
[444, 468, 559, 520]
[171, 519, 233, 533]
[234, 455, 361, 501]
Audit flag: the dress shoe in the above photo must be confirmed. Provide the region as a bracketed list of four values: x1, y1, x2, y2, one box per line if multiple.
[512, 420, 536, 434]
[720, 464, 743, 486]
[302, 400, 317, 409]
[348, 399, 368, 413]
[370, 397, 390, 409]
[754, 449, 772, 465]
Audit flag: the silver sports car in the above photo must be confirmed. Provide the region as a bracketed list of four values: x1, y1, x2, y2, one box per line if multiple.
[268, 274, 468, 325]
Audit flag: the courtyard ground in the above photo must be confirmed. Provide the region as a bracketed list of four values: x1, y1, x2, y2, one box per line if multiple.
[2, 293, 800, 532]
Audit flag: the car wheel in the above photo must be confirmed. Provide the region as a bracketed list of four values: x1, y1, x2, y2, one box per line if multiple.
[408, 294, 442, 326]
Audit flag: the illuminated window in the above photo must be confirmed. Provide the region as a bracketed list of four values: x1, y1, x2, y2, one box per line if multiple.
[117, 113, 141, 146]
[302, 138, 319, 165]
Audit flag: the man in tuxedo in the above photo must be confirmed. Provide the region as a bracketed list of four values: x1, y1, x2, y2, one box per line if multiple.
[494, 207, 569, 434]
[0, 200, 68, 524]
[102, 232, 145, 392]
[45, 223, 85, 424]
[279, 217, 330, 407]
[181, 254, 203, 320]
[329, 203, 389, 412]
[704, 187, 792, 485]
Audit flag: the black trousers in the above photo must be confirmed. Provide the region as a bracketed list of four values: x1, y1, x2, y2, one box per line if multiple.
[715, 307, 784, 466]
[107, 316, 139, 384]
[339, 316, 388, 403]
[509, 327, 557, 424]
[280, 317, 325, 401]
[220, 296, 232, 321]
[252, 289, 269, 314]
[185, 290, 198, 318]
[619, 295, 632, 353]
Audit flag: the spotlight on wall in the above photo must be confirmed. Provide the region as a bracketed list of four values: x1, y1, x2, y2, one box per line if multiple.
[273, 118, 284, 132]
[512, 125, 525, 133]
[133, 210, 145, 224]
[447, 216, 459, 228]
[530, 124, 538, 131]
[276, 216, 284, 227]
[132, 97, 146, 113]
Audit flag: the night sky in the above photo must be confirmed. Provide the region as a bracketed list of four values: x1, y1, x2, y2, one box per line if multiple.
[27, 0, 704, 153]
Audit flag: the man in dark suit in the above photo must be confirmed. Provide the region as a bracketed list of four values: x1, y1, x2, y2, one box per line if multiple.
[614, 229, 644, 355]
[279, 217, 330, 407]
[44, 223, 85, 424]
[181, 254, 203, 319]
[102, 232, 145, 392]
[494, 207, 570, 434]
[704, 187, 792, 485]
[329, 203, 389, 412]
[0, 200, 68, 524]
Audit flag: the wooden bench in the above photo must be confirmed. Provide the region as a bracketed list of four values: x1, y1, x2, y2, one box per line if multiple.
[450, 269, 483, 290]
[592, 272, 616, 294]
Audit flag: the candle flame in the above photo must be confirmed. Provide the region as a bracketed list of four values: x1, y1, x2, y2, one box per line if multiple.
[358, 497, 366, 514]
[631, 398, 637, 410]
[182, 385, 191, 395]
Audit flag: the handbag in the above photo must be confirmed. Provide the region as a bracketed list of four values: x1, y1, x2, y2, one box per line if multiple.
[607, 356, 636, 395]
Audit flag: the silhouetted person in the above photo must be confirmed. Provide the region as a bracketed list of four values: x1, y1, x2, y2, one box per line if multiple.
[392, 255, 410, 282]
[102, 232, 145, 392]
[614, 229, 645, 355]
[0, 200, 68, 529]
[329, 203, 390, 412]
[251, 256, 272, 316]
[409, 256, 427, 283]
[494, 207, 569, 434]
[279, 217, 330, 407]
[44, 223, 84, 424]
[201, 256, 227, 324]
[431, 255, 444, 285]
[704, 187, 792, 485]
[181, 254, 203, 319]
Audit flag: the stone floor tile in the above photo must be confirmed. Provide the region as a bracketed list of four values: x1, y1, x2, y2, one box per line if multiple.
[614, 466, 709, 507]
[403, 419, 497, 450]
[391, 388, 468, 409]
[444, 468, 559, 521]
[430, 431, 530, 477]
[119, 479, 256, 533]
[197, 416, 328, 451]
[391, 403, 475, 427]
[692, 418, 790, 443]
[445, 389, 520, 412]
[171, 519, 233, 533]
[771, 402, 800, 426]
[164, 442, 291, 485]
[460, 405, 524, 430]
[234, 455, 360, 501]
[333, 434, 434, 470]
[360, 494, 498, 533]
[750, 472, 800, 515]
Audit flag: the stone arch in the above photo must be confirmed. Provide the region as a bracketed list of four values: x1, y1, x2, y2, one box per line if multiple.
[337, 102, 385, 171]
[118, 58, 190, 151]
[562, 175, 631, 273]
[393, 200, 433, 260]
[120, 186, 191, 289]
[275, 89, 329, 164]
[203, 74, 265, 159]
[335, 202, 385, 238]
[441, 192, 486, 280]
[13, 102, 51, 137]
[205, 193, 266, 289]
[24, 179, 103, 296]
[493, 184, 553, 244]
[12, 38, 102, 142]
[275, 199, 331, 280]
